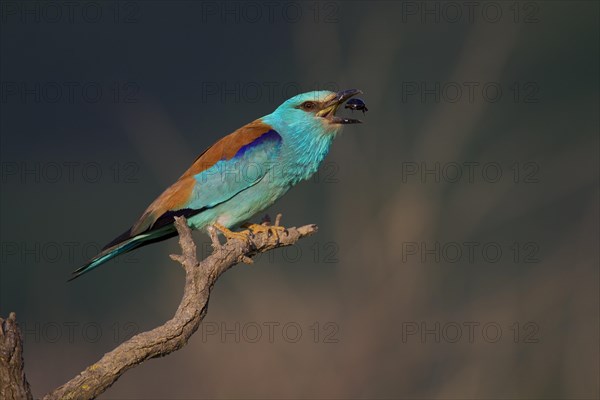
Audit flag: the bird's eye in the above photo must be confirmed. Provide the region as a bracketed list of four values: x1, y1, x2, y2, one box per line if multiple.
[301, 101, 316, 111]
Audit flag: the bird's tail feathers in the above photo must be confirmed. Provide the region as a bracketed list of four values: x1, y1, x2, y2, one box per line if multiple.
[68, 229, 173, 281]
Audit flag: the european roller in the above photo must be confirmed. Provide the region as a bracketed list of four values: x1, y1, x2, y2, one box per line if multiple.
[70, 89, 364, 280]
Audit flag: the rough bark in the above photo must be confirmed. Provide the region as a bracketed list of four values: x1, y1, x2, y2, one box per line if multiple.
[1, 312, 33, 400]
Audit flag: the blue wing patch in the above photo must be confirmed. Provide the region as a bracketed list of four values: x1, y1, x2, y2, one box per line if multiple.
[187, 129, 282, 210]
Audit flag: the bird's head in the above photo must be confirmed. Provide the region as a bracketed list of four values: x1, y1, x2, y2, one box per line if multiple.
[265, 89, 363, 137]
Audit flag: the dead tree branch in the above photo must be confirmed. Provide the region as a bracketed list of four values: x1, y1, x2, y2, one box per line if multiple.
[0, 216, 317, 400]
[1, 312, 33, 400]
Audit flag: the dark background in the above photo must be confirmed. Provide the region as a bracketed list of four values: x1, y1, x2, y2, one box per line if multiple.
[1, 1, 598, 398]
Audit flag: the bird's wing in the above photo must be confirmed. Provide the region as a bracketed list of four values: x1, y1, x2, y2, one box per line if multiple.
[102, 120, 281, 250]
[129, 119, 282, 238]
[70, 119, 282, 281]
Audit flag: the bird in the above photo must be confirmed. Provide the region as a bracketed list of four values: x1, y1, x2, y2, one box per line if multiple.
[69, 89, 364, 281]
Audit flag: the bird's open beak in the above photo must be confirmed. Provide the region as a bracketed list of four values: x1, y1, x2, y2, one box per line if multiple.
[317, 89, 363, 124]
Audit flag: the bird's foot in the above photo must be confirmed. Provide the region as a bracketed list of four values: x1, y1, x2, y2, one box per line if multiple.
[242, 213, 288, 241]
[213, 223, 251, 242]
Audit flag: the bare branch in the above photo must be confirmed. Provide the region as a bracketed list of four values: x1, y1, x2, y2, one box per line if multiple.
[0, 312, 33, 400]
[39, 217, 317, 400]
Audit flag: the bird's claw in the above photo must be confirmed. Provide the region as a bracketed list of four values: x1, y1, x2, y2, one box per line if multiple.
[243, 214, 288, 242]
[246, 224, 288, 242]
[213, 223, 251, 242]
[218, 214, 288, 244]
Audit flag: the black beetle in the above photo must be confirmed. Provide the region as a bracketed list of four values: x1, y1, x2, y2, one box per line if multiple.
[344, 98, 368, 114]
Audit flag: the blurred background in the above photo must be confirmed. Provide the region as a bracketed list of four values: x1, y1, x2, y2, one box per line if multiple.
[1, 1, 598, 398]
